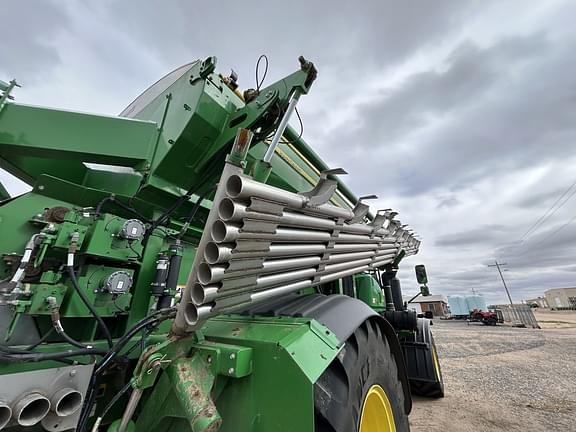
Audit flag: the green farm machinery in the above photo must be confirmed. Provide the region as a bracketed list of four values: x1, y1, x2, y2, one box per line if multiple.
[0, 56, 443, 432]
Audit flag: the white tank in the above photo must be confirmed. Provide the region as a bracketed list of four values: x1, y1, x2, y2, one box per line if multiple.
[447, 296, 468, 316]
[465, 295, 487, 312]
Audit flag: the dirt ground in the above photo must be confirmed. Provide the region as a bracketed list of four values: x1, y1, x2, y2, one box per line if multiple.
[409, 311, 576, 432]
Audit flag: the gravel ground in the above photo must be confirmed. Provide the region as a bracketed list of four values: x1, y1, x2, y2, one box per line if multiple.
[409, 315, 576, 431]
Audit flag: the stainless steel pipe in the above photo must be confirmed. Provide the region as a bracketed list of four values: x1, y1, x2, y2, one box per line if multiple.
[174, 160, 244, 333]
[226, 174, 354, 220]
[250, 279, 315, 302]
[184, 303, 214, 326]
[198, 256, 323, 285]
[198, 256, 393, 308]
[218, 198, 386, 236]
[50, 388, 83, 417]
[323, 257, 373, 274]
[197, 248, 398, 294]
[177, 148, 420, 332]
[0, 402, 10, 430]
[219, 267, 317, 292]
[211, 220, 382, 244]
[13, 392, 50, 427]
[249, 264, 370, 303]
[371, 255, 397, 268]
[203, 242, 325, 264]
[191, 283, 219, 304]
[204, 241, 383, 264]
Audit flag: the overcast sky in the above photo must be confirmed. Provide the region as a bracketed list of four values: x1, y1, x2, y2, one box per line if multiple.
[2, 0, 576, 303]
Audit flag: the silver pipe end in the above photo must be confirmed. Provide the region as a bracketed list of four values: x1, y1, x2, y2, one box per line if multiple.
[201, 287, 220, 303]
[204, 242, 230, 264]
[184, 303, 213, 326]
[211, 220, 239, 243]
[51, 388, 83, 417]
[0, 402, 11, 430]
[197, 263, 213, 285]
[218, 198, 237, 221]
[226, 175, 243, 198]
[14, 392, 50, 426]
[191, 283, 219, 305]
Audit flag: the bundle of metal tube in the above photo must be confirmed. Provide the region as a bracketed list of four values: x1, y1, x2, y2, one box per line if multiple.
[176, 169, 419, 331]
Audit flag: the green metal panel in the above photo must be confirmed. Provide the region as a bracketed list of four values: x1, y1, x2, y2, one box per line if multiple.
[355, 273, 386, 312]
[202, 315, 341, 432]
[0, 103, 158, 183]
[132, 315, 341, 432]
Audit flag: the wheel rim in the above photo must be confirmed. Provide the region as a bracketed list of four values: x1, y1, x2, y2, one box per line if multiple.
[432, 344, 441, 382]
[359, 384, 396, 432]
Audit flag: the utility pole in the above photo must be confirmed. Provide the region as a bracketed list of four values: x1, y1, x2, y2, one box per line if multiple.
[488, 261, 514, 306]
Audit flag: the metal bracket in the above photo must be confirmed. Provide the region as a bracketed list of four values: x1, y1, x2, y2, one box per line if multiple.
[0, 79, 20, 113]
[350, 194, 378, 224]
[226, 258, 265, 272]
[301, 168, 347, 207]
[247, 198, 285, 216]
[189, 57, 217, 84]
[371, 209, 392, 230]
[234, 240, 271, 253]
[240, 219, 278, 234]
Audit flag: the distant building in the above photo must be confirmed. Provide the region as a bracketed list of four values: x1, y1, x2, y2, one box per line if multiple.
[406, 294, 449, 317]
[525, 296, 549, 308]
[544, 288, 576, 309]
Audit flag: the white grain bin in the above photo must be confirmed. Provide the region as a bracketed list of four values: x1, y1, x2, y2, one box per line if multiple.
[465, 295, 487, 312]
[447, 296, 468, 318]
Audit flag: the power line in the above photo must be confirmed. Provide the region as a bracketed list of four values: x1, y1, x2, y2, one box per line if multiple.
[530, 214, 576, 249]
[518, 179, 576, 242]
[512, 212, 576, 258]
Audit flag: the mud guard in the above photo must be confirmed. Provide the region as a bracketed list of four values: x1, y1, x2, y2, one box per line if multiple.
[241, 293, 413, 414]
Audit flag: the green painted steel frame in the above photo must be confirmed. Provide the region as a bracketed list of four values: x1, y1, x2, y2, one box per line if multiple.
[132, 315, 341, 432]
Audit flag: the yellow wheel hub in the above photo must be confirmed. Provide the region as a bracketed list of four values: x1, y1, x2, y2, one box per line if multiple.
[359, 384, 396, 432]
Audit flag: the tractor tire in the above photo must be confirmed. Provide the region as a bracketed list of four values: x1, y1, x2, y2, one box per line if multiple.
[408, 319, 444, 398]
[314, 318, 410, 432]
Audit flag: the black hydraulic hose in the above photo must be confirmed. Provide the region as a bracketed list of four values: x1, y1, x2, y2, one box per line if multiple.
[145, 155, 222, 243]
[24, 328, 54, 351]
[94, 307, 175, 375]
[94, 195, 151, 224]
[91, 379, 133, 431]
[47, 296, 92, 350]
[0, 345, 107, 363]
[54, 320, 92, 350]
[2, 328, 54, 352]
[78, 377, 98, 431]
[78, 308, 175, 431]
[54, 325, 89, 349]
[66, 266, 113, 348]
[176, 186, 214, 240]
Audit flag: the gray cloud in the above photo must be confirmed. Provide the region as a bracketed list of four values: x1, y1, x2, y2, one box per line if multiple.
[348, 34, 549, 148]
[0, 0, 70, 82]
[325, 31, 559, 196]
[100, 0, 476, 78]
[514, 187, 568, 209]
[436, 224, 509, 247]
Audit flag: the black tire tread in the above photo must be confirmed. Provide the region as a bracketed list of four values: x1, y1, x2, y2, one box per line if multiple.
[409, 335, 444, 398]
[314, 318, 410, 432]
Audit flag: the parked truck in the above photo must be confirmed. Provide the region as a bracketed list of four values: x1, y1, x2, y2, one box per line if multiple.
[0, 56, 443, 432]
